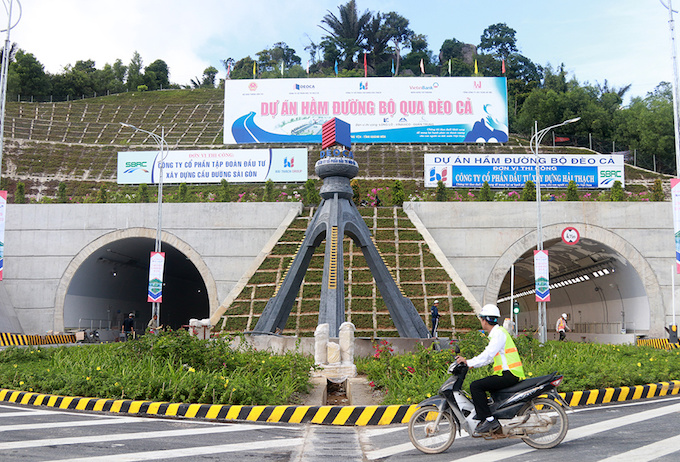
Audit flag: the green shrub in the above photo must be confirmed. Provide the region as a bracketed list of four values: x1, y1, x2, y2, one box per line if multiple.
[520, 180, 535, 201]
[566, 180, 579, 201]
[478, 181, 492, 201]
[435, 181, 447, 202]
[392, 179, 405, 206]
[652, 179, 665, 201]
[15, 182, 25, 204]
[611, 180, 624, 201]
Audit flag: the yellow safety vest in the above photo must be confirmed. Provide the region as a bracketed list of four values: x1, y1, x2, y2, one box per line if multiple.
[492, 326, 525, 380]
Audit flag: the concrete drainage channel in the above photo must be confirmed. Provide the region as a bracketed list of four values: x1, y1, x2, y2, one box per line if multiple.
[305, 376, 378, 407]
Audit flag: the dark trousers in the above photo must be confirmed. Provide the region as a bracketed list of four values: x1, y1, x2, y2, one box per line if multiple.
[470, 370, 520, 421]
[431, 318, 439, 337]
[559, 331, 566, 341]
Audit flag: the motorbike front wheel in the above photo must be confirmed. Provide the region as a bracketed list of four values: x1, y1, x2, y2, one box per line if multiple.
[408, 405, 457, 454]
[518, 397, 568, 449]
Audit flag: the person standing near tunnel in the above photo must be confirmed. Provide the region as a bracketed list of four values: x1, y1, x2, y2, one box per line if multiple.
[556, 313, 571, 341]
[122, 312, 135, 340]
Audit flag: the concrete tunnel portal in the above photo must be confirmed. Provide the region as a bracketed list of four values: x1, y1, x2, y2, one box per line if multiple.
[494, 237, 650, 339]
[62, 237, 209, 333]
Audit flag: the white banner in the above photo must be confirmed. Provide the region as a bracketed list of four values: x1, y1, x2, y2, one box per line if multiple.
[425, 153, 624, 189]
[224, 77, 509, 144]
[147, 252, 165, 303]
[0, 191, 5, 280]
[117, 148, 307, 184]
[672, 179, 680, 273]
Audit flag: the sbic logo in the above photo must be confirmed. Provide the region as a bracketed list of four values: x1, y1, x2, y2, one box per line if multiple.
[599, 170, 622, 186]
[126, 161, 147, 168]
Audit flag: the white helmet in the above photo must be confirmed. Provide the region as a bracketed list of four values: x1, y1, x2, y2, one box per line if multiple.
[562, 313, 568, 319]
[479, 304, 501, 318]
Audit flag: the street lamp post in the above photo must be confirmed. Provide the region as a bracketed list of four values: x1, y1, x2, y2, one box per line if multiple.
[120, 123, 167, 326]
[530, 117, 580, 343]
[0, 0, 22, 178]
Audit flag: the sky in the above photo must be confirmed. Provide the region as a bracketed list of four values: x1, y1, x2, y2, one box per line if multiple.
[4, 0, 678, 103]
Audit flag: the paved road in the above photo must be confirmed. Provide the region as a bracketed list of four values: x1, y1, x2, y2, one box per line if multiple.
[2, 396, 680, 461]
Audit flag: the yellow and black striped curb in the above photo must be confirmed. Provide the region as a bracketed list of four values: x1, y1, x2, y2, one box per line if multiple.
[636, 338, 680, 350]
[561, 380, 680, 406]
[0, 333, 76, 347]
[2, 380, 679, 426]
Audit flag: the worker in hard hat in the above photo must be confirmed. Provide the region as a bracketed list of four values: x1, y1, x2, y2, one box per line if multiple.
[556, 313, 571, 341]
[455, 304, 525, 435]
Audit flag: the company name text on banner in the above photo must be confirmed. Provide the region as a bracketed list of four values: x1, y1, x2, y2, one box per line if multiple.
[425, 153, 624, 189]
[117, 148, 307, 185]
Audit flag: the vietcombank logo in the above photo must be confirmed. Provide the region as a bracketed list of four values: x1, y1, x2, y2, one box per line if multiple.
[124, 161, 149, 174]
[599, 169, 622, 186]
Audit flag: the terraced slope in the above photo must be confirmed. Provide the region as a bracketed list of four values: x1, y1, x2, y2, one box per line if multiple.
[218, 206, 477, 338]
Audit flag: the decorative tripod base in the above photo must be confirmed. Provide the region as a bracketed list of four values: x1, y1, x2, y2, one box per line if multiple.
[252, 155, 429, 338]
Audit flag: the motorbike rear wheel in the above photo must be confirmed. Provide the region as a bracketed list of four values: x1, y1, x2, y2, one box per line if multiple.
[518, 397, 568, 449]
[408, 405, 457, 454]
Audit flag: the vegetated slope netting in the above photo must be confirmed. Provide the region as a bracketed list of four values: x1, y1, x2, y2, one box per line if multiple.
[218, 206, 477, 338]
[2, 89, 225, 146]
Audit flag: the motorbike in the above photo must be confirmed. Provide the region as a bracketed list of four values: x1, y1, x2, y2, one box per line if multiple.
[408, 357, 569, 454]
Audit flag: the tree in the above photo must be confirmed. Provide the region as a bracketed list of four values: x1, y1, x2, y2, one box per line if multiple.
[435, 181, 447, 201]
[57, 182, 68, 203]
[652, 179, 665, 201]
[127, 51, 144, 91]
[137, 183, 149, 203]
[566, 180, 579, 201]
[178, 183, 188, 202]
[520, 181, 535, 201]
[144, 59, 170, 90]
[382, 12, 412, 76]
[610, 181, 624, 201]
[392, 179, 405, 206]
[264, 179, 275, 202]
[401, 34, 434, 75]
[97, 184, 108, 203]
[8, 50, 51, 101]
[219, 179, 232, 202]
[15, 182, 25, 204]
[362, 13, 390, 75]
[228, 57, 257, 80]
[319, 0, 372, 69]
[256, 42, 301, 76]
[439, 38, 474, 76]
[617, 83, 675, 174]
[479, 181, 492, 201]
[304, 179, 320, 205]
[479, 23, 518, 60]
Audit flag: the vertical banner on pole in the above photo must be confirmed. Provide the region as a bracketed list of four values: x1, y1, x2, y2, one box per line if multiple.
[0, 191, 5, 280]
[672, 179, 680, 273]
[534, 250, 550, 302]
[147, 252, 165, 303]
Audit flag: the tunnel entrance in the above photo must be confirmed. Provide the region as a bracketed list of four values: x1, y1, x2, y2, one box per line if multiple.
[495, 237, 649, 340]
[63, 237, 208, 333]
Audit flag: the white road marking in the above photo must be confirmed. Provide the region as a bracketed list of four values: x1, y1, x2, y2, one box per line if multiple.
[0, 416, 146, 432]
[43, 438, 305, 462]
[597, 433, 680, 462]
[447, 402, 680, 462]
[0, 422, 279, 450]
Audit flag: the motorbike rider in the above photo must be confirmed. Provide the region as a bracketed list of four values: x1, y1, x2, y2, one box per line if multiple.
[455, 304, 525, 434]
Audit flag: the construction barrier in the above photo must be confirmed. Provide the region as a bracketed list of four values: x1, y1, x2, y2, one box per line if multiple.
[636, 338, 680, 350]
[2, 380, 679, 426]
[0, 333, 76, 347]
